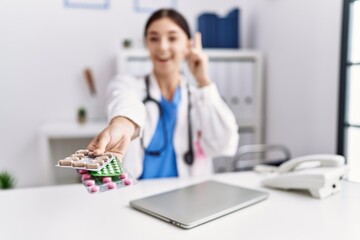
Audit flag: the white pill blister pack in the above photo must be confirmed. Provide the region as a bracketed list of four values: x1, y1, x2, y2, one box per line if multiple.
[56, 149, 114, 171]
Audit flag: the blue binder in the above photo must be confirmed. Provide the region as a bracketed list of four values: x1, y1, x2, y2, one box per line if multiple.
[197, 8, 240, 48]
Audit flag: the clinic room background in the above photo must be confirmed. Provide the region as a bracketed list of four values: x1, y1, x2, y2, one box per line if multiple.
[0, 0, 342, 187]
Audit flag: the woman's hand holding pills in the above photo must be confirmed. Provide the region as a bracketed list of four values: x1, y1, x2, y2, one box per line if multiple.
[87, 116, 137, 161]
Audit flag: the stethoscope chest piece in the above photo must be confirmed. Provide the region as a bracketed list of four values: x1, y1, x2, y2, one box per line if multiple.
[184, 151, 194, 166]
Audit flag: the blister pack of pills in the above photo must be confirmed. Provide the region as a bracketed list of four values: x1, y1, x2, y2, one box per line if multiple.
[90, 158, 123, 177]
[78, 157, 136, 194]
[56, 149, 137, 194]
[56, 149, 115, 171]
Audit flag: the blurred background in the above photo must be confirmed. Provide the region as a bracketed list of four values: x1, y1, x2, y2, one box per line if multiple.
[1, 0, 354, 188]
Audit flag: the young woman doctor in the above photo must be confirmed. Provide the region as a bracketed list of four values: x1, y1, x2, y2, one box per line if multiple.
[88, 9, 239, 179]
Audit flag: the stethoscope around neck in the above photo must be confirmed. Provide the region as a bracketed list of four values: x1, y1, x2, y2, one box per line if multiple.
[140, 74, 194, 166]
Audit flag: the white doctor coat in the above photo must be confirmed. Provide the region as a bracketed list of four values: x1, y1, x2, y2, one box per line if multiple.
[106, 73, 239, 178]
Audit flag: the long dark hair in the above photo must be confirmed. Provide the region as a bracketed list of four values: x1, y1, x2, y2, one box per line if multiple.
[144, 9, 191, 39]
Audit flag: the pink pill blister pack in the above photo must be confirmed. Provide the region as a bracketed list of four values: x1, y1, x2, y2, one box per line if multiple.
[78, 158, 136, 194]
[56, 149, 115, 171]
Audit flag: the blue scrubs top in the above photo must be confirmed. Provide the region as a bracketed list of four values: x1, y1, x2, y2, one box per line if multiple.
[140, 87, 181, 179]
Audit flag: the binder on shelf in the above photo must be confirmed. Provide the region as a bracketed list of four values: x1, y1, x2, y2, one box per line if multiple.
[228, 60, 243, 121]
[197, 8, 240, 48]
[198, 13, 218, 48]
[219, 9, 240, 48]
[213, 61, 230, 105]
[241, 62, 255, 120]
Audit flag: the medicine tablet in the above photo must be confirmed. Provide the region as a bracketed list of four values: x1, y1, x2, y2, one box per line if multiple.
[72, 161, 85, 167]
[85, 180, 95, 186]
[76, 149, 89, 155]
[102, 177, 112, 183]
[95, 156, 109, 162]
[107, 182, 115, 189]
[92, 159, 104, 166]
[71, 153, 84, 158]
[71, 157, 80, 161]
[124, 178, 132, 186]
[58, 159, 72, 166]
[119, 173, 128, 180]
[81, 173, 91, 180]
[79, 169, 88, 174]
[86, 163, 100, 169]
[90, 186, 99, 193]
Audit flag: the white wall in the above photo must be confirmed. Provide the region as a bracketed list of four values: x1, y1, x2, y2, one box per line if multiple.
[254, 0, 343, 157]
[0, 0, 343, 187]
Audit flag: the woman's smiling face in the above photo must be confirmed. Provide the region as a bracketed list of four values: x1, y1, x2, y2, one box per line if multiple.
[145, 17, 190, 75]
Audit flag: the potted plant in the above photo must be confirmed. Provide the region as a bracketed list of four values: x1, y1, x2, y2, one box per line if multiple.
[123, 39, 132, 48]
[78, 107, 87, 124]
[0, 171, 16, 189]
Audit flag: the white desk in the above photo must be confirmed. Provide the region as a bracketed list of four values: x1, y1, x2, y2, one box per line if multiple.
[1, 172, 359, 240]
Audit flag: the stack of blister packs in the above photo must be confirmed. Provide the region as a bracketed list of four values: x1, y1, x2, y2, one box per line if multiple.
[56, 149, 136, 193]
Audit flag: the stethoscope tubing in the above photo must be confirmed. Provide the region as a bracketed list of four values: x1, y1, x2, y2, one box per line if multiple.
[141, 74, 194, 166]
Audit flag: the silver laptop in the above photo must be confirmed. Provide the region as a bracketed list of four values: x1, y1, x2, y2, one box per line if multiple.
[130, 180, 269, 229]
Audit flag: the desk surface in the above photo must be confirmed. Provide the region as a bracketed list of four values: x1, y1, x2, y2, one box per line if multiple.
[1, 172, 359, 240]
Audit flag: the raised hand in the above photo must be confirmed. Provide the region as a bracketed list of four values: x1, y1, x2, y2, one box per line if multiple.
[187, 32, 211, 87]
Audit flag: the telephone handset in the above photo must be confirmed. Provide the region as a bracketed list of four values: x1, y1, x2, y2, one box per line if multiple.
[277, 154, 345, 173]
[255, 154, 348, 199]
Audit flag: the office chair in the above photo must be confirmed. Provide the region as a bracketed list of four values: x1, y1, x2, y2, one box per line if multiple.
[232, 144, 291, 171]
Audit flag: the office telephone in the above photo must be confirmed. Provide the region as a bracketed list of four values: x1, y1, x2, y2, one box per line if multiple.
[254, 154, 348, 199]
